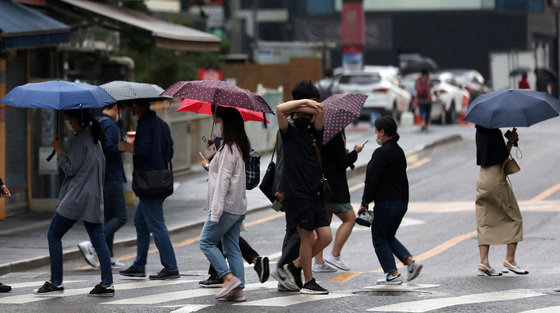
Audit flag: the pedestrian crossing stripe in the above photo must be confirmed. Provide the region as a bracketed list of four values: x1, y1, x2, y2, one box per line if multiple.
[234, 292, 351, 307]
[520, 306, 560, 313]
[367, 289, 545, 312]
[0, 279, 196, 304]
[7, 280, 86, 289]
[363, 283, 439, 292]
[162, 304, 213, 313]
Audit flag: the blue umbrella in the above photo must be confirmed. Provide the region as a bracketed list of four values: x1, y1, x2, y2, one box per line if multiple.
[0, 80, 115, 109]
[464, 88, 560, 128]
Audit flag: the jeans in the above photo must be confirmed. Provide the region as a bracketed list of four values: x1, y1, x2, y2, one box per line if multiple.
[132, 197, 178, 271]
[208, 236, 258, 276]
[371, 201, 412, 273]
[419, 103, 432, 124]
[103, 178, 127, 257]
[47, 212, 113, 285]
[200, 212, 245, 287]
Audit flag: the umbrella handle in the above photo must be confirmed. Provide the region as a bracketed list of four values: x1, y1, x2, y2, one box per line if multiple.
[46, 149, 56, 162]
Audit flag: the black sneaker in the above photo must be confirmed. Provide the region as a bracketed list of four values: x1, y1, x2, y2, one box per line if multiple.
[119, 266, 146, 278]
[254, 256, 270, 283]
[149, 268, 180, 280]
[300, 278, 329, 295]
[199, 275, 223, 288]
[283, 262, 303, 290]
[0, 282, 11, 293]
[88, 283, 115, 297]
[34, 281, 64, 294]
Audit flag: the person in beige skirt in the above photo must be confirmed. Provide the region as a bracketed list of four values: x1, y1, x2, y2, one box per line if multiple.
[475, 125, 528, 276]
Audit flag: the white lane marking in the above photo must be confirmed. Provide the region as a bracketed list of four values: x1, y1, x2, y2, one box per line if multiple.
[367, 289, 545, 312]
[169, 304, 213, 313]
[520, 307, 560, 313]
[103, 281, 276, 305]
[235, 293, 351, 307]
[363, 283, 439, 292]
[331, 217, 425, 232]
[6, 280, 86, 289]
[0, 279, 195, 304]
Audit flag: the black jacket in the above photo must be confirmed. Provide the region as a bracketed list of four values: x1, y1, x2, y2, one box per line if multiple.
[323, 132, 357, 204]
[362, 138, 409, 205]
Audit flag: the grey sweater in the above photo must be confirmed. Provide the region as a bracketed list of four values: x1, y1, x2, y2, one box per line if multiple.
[56, 130, 105, 223]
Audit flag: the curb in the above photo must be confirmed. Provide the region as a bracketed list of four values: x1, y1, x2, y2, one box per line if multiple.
[0, 134, 463, 276]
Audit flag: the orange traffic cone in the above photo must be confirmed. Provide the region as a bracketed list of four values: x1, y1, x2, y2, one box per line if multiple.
[458, 94, 470, 125]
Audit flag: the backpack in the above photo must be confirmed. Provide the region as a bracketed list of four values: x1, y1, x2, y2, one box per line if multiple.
[245, 149, 261, 190]
[416, 77, 430, 99]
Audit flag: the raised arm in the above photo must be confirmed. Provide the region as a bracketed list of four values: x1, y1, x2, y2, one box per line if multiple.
[276, 99, 323, 133]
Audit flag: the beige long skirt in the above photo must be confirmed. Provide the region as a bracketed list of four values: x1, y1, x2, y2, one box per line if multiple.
[475, 165, 523, 245]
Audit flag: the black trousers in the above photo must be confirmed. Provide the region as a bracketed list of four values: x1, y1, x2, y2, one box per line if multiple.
[276, 215, 301, 269]
[208, 236, 259, 276]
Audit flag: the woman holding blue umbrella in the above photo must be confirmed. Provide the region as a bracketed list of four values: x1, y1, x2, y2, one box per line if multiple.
[34, 109, 115, 297]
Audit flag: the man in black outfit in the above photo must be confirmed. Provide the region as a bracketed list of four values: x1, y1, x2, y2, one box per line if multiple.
[0, 177, 11, 292]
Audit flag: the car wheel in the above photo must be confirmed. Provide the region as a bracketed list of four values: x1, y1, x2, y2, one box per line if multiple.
[445, 102, 457, 124]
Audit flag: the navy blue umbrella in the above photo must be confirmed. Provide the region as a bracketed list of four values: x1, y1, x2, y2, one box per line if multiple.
[0, 80, 115, 109]
[464, 89, 560, 128]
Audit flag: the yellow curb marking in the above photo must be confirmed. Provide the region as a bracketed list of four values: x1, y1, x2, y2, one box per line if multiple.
[531, 183, 560, 201]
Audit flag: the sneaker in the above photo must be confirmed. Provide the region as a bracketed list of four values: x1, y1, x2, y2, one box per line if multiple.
[283, 262, 303, 290]
[407, 261, 423, 282]
[376, 273, 403, 285]
[325, 253, 350, 271]
[34, 281, 64, 294]
[300, 278, 329, 295]
[0, 282, 11, 293]
[215, 276, 241, 299]
[271, 267, 299, 291]
[119, 266, 146, 278]
[88, 283, 115, 297]
[253, 256, 270, 283]
[78, 241, 98, 268]
[149, 268, 180, 280]
[218, 287, 246, 302]
[199, 275, 223, 288]
[110, 257, 125, 269]
[312, 262, 337, 273]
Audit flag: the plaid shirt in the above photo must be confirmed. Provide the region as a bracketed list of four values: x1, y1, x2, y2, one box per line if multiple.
[204, 144, 247, 222]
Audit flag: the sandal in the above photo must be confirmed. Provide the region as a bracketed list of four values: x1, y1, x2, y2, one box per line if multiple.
[477, 264, 502, 276]
[502, 260, 529, 275]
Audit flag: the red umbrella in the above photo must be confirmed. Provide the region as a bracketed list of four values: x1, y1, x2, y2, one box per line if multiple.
[177, 99, 270, 123]
[162, 80, 274, 114]
[322, 93, 368, 144]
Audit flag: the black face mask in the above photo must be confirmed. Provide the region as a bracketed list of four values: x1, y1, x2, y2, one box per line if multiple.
[293, 117, 311, 131]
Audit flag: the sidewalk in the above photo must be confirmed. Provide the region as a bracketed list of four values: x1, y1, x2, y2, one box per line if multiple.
[0, 122, 475, 275]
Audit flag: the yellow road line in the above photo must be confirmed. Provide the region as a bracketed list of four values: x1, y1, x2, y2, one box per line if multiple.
[531, 183, 560, 201]
[329, 230, 477, 283]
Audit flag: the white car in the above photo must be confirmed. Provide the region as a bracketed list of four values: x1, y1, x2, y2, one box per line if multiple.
[333, 66, 411, 120]
[431, 72, 470, 124]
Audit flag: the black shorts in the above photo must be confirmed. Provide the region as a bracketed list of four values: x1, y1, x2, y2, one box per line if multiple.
[284, 198, 330, 231]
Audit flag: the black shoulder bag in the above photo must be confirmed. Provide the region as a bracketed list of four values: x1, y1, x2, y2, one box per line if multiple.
[313, 136, 332, 203]
[259, 141, 277, 203]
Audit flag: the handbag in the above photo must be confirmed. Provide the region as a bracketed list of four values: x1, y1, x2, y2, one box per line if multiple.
[132, 165, 174, 199]
[259, 142, 276, 203]
[313, 136, 332, 203]
[503, 155, 520, 175]
[356, 210, 374, 227]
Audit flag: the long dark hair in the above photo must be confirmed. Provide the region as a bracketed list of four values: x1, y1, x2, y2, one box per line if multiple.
[215, 106, 250, 162]
[64, 109, 107, 144]
[374, 116, 400, 141]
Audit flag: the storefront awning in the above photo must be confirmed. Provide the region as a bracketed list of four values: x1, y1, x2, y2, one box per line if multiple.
[0, 0, 70, 50]
[59, 0, 221, 52]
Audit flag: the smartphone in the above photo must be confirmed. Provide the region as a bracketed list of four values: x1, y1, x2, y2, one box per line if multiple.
[360, 139, 368, 146]
[198, 151, 205, 159]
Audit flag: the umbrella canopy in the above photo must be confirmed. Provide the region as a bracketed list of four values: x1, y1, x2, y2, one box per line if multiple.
[0, 80, 115, 109]
[322, 93, 368, 144]
[400, 57, 438, 74]
[509, 67, 531, 76]
[100, 81, 171, 103]
[464, 88, 560, 128]
[177, 99, 270, 123]
[535, 67, 558, 80]
[162, 80, 274, 114]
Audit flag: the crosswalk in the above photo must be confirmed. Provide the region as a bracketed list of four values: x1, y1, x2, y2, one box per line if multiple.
[0, 278, 559, 312]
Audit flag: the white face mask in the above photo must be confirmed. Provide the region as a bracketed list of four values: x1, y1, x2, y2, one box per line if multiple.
[376, 137, 383, 145]
[213, 123, 223, 138]
[64, 119, 73, 132]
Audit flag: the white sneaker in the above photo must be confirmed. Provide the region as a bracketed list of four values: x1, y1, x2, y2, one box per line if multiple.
[110, 257, 125, 269]
[78, 241, 98, 267]
[407, 261, 423, 282]
[325, 253, 350, 271]
[376, 273, 403, 285]
[312, 262, 337, 273]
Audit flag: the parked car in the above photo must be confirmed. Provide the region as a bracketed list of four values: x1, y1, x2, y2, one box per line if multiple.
[431, 71, 470, 124]
[333, 67, 411, 121]
[445, 69, 489, 101]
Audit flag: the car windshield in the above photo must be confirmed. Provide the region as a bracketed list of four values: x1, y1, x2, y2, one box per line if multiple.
[432, 79, 442, 85]
[451, 73, 468, 85]
[339, 74, 381, 85]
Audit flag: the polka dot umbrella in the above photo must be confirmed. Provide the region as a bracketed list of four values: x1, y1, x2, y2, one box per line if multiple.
[161, 80, 274, 114]
[322, 93, 368, 144]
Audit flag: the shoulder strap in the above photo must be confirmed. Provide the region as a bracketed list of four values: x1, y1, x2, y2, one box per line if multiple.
[96, 116, 112, 124]
[312, 135, 327, 182]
